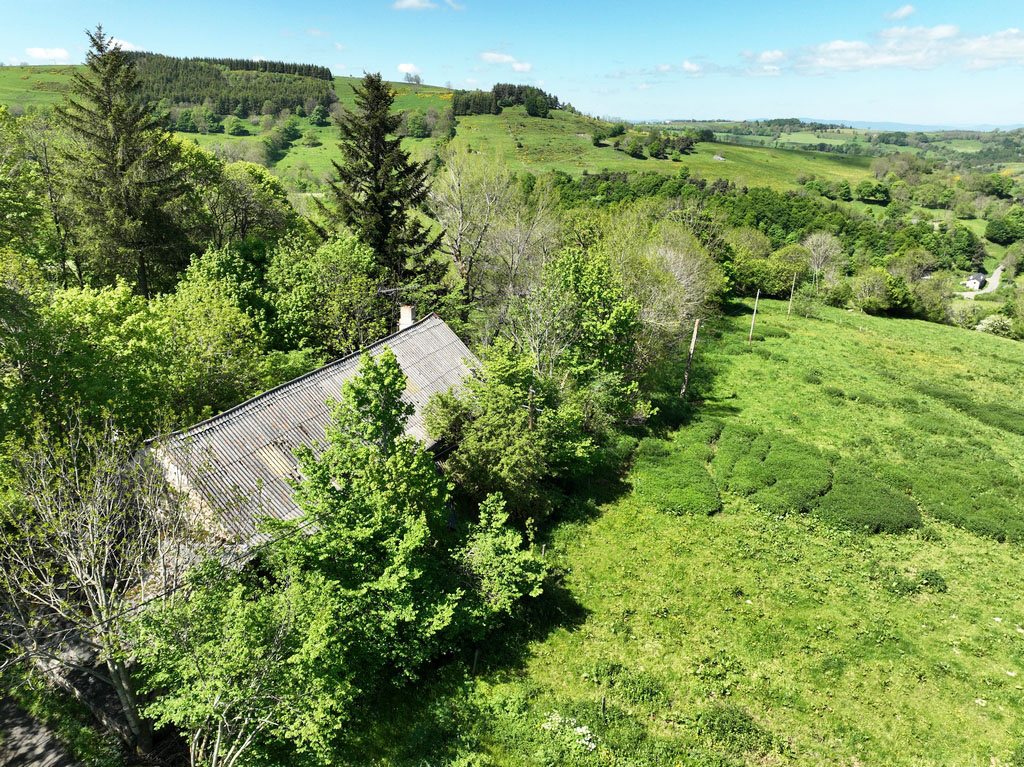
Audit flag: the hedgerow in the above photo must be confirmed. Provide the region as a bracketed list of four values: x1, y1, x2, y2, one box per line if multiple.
[814, 461, 921, 533]
[714, 428, 830, 514]
[632, 422, 722, 516]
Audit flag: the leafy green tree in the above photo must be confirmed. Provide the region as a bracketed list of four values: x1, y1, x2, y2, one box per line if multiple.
[0, 107, 46, 258]
[267, 234, 390, 357]
[137, 563, 348, 767]
[524, 95, 549, 118]
[206, 161, 297, 248]
[315, 72, 439, 286]
[55, 26, 187, 296]
[274, 348, 543, 676]
[224, 115, 248, 135]
[406, 110, 430, 138]
[175, 109, 197, 132]
[309, 103, 330, 126]
[434, 106, 457, 141]
[426, 341, 595, 519]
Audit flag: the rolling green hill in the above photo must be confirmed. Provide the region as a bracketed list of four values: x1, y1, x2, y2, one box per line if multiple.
[371, 299, 1024, 766]
[0, 64, 78, 108]
[0, 65, 875, 191]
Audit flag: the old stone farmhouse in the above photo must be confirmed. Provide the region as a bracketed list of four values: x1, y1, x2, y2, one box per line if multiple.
[151, 311, 475, 543]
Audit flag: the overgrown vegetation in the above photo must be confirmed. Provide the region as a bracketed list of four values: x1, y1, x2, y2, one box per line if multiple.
[1, 28, 1023, 767]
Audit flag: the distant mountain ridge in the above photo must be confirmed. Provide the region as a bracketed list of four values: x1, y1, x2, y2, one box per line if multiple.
[802, 118, 1024, 132]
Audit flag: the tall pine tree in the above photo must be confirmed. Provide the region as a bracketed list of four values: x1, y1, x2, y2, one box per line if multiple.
[316, 73, 440, 290]
[56, 26, 187, 297]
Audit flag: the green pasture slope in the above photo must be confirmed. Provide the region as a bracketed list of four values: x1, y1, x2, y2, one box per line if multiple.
[369, 302, 1024, 766]
[0, 65, 77, 108]
[448, 107, 874, 189]
[0, 66, 874, 190]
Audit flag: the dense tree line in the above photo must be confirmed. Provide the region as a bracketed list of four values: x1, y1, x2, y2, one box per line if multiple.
[122, 52, 337, 117]
[491, 82, 560, 109]
[451, 88, 502, 116]
[452, 83, 561, 117]
[125, 52, 333, 80]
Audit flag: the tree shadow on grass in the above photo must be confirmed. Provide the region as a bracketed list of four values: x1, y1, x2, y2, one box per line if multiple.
[339, 578, 589, 765]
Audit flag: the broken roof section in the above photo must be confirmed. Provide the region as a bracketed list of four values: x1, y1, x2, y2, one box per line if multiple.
[152, 314, 475, 542]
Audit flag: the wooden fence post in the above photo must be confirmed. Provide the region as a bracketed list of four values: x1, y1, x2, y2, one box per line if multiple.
[680, 318, 702, 400]
[787, 272, 797, 316]
[748, 289, 761, 344]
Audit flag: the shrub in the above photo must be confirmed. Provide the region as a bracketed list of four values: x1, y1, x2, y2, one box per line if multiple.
[695, 703, 776, 756]
[759, 326, 790, 338]
[633, 423, 722, 516]
[919, 569, 948, 593]
[814, 461, 921, 533]
[587, 661, 666, 705]
[976, 314, 1013, 337]
[750, 435, 832, 514]
[802, 371, 822, 385]
[1011, 740, 1024, 767]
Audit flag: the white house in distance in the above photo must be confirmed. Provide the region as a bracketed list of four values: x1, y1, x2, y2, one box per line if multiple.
[149, 309, 476, 544]
[965, 273, 987, 291]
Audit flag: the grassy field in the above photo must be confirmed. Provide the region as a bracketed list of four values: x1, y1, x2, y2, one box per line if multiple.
[181, 105, 874, 191]
[368, 300, 1024, 766]
[0, 64, 78, 109]
[444, 108, 874, 189]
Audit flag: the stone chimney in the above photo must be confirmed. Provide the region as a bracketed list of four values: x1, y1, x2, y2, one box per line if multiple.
[399, 304, 416, 331]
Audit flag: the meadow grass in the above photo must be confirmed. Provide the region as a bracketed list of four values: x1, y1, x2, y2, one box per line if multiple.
[367, 300, 1024, 766]
[0, 65, 78, 109]
[448, 108, 875, 189]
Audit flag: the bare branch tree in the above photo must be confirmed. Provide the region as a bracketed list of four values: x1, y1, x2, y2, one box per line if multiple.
[0, 417, 213, 752]
[802, 231, 843, 292]
[427, 146, 513, 316]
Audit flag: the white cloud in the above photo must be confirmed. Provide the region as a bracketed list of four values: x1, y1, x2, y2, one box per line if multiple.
[480, 51, 515, 64]
[25, 46, 71, 63]
[306, 27, 327, 37]
[758, 49, 786, 63]
[749, 64, 781, 76]
[959, 27, 1024, 70]
[110, 37, 143, 52]
[637, 82, 651, 90]
[393, 0, 437, 8]
[682, 60, 701, 73]
[465, 77, 478, 85]
[333, 41, 345, 51]
[444, 0, 466, 8]
[884, 4, 916, 20]
[252, 56, 266, 62]
[657, 63, 672, 72]
[799, 24, 963, 71]
[479, 50, 532, 72]
[397, 62, 421, 74]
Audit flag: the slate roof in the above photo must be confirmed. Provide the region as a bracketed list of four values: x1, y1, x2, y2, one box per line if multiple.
[151, 314, 475, 542]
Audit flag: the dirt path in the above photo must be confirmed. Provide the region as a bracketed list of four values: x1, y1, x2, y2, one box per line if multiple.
[0, 698, 80, 767]
[957, 264, 1005, 299]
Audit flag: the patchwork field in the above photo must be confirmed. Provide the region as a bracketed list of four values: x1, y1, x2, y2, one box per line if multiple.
[368, 300, 1024, 766]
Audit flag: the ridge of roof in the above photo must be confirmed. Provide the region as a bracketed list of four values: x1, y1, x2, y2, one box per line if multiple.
[151, 312, 445, 446]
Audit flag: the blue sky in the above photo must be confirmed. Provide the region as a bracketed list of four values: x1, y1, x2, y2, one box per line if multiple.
[4, 1, 1024, 126]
